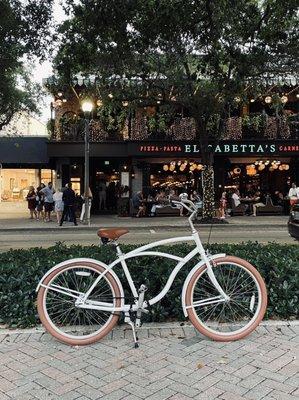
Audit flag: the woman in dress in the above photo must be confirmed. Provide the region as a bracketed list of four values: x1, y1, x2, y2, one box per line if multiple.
[36, 183, 45, 221]
[80, 187, 93, 222]
[219, 191, 227, 219]
[53, 188, 64, 224]
[26, 186, 37, 219]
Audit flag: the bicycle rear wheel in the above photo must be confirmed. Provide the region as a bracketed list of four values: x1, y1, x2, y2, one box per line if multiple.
[37, 261, 121, 346]
[185, 256, 267, 341]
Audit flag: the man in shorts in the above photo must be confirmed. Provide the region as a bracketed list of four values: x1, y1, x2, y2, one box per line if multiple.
[41, 182, 55, 222]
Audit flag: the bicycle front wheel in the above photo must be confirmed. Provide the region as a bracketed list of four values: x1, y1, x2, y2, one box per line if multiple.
[185, 256, 267, 341]
[37, 261, 121, 346]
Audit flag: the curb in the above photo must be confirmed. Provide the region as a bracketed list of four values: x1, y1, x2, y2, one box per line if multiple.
[0, 320, 298, 337]
[0, 224, 287, 233]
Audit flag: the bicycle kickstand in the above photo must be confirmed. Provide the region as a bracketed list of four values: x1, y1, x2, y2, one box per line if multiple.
[124, 312, 139, 349]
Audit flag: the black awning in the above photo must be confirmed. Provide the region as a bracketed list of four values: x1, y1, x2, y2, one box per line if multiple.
[0, 137, 49, 165]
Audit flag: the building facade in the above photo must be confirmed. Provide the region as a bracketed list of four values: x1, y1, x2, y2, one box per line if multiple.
[1, 84, 298, 213]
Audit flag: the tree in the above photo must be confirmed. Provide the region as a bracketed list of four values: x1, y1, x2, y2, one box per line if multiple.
[54, 0, 298, 219]
[0, 0, 53, 130]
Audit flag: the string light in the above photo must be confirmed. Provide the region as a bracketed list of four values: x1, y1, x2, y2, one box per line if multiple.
[202, 166, 214, 219]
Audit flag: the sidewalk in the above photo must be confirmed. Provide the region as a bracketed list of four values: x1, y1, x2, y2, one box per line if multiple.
[0, 321, 298, 400]
[0, 201, 289, 231]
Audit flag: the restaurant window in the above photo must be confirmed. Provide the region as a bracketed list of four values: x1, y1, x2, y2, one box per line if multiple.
[70, 177, 81, 195]
[41, 169, 52, 183]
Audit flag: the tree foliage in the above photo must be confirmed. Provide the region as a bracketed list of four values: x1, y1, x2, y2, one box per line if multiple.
[55, 0, 298, 157]
[54, 0, 298, 218]
[0, 0, 53, 129]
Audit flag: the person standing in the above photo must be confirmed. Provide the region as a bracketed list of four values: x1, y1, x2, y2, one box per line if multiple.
[80, 187, 93, 222]
[53, 188, 64, 224]
[219, 191, 227, 219]
[36, 183, 45, 221]
[26, 186, 37, 219]
[288, 183, 299, 207]
[60, 183, 78, 226]
[40, 182, 55, 222]
[98, 180, 107, 211]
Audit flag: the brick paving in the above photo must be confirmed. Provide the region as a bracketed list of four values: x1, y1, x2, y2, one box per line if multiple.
[0, 322, 298, 400]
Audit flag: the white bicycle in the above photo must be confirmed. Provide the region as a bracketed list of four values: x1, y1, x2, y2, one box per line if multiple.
[36, 200, 267, 347]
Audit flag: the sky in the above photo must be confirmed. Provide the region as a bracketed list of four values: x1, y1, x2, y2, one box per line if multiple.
[32, 0, 67, 123]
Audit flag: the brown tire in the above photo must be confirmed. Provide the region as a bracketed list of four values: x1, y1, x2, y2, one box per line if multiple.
[185, 256, 267, 342]
[37, 261, 122, 346]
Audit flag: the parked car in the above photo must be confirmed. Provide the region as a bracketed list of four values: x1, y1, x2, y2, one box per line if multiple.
[288, 204, 299, 240]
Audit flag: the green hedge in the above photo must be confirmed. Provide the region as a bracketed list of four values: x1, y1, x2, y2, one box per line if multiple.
[0, 242, 298, 328]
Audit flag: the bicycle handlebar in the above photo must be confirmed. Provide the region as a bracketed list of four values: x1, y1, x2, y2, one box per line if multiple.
[170, 199, 198, 220]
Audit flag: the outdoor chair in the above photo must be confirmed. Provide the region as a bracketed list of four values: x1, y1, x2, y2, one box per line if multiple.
[155, 204, 180, 216]
[256, 197, 283, 216]
[230, 198, 246, 216]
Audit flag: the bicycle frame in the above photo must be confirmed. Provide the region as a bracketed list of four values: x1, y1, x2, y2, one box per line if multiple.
[38, 200, 229, 314]
[73, 203, 229, 313]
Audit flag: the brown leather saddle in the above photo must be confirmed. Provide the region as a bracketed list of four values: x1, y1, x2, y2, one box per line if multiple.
[97, 228, 129, 241]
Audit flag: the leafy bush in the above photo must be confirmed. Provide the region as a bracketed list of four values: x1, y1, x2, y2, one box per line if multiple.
[0, 242, 298, 328]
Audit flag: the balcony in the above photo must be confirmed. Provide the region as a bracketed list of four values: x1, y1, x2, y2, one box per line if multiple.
[50, 115, 299, 142]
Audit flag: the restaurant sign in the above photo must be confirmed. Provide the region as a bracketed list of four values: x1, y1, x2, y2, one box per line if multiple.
[136, 141, 299, 156]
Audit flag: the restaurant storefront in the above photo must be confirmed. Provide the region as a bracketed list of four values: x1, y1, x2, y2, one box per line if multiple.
[1, 136, 298, 212]
[46, 139, 299, 213]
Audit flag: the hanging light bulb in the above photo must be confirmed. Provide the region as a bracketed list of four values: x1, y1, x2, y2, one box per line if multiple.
[284, 164, 290, 170]
[55, 99, 62, 107]
[233, 167, 241, 175]
[96, 99, 103, 107]
[108, 93, 113, 99]
[258, 164, 265, 171]
[163, 165, 169, 171]
[197, 164, 203, 171]
[265, 96, 272, 104]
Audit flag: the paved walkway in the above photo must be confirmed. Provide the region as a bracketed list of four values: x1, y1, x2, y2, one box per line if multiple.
[0, 202, 289, 231]
[0, 322, 298, 400]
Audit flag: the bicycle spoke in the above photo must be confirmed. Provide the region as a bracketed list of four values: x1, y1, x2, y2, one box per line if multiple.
[44, 265, 116, 338]
[190, 262, 261, 334]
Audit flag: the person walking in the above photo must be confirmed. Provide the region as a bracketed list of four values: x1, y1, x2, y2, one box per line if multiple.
[60, 183, 78, 226]
[80, 187, 93, 222]
[26, 186, 37, 219]
[53, 188, 64, 224]
[40, 182, 55, 222]
[132, 191, 146, 217]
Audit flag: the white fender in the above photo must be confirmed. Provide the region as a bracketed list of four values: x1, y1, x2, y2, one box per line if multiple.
[181, 253, 226, 317]
[36, 257, 125, 306]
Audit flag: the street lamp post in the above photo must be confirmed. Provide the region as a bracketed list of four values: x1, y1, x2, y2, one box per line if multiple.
[81, 100, 94, 226]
